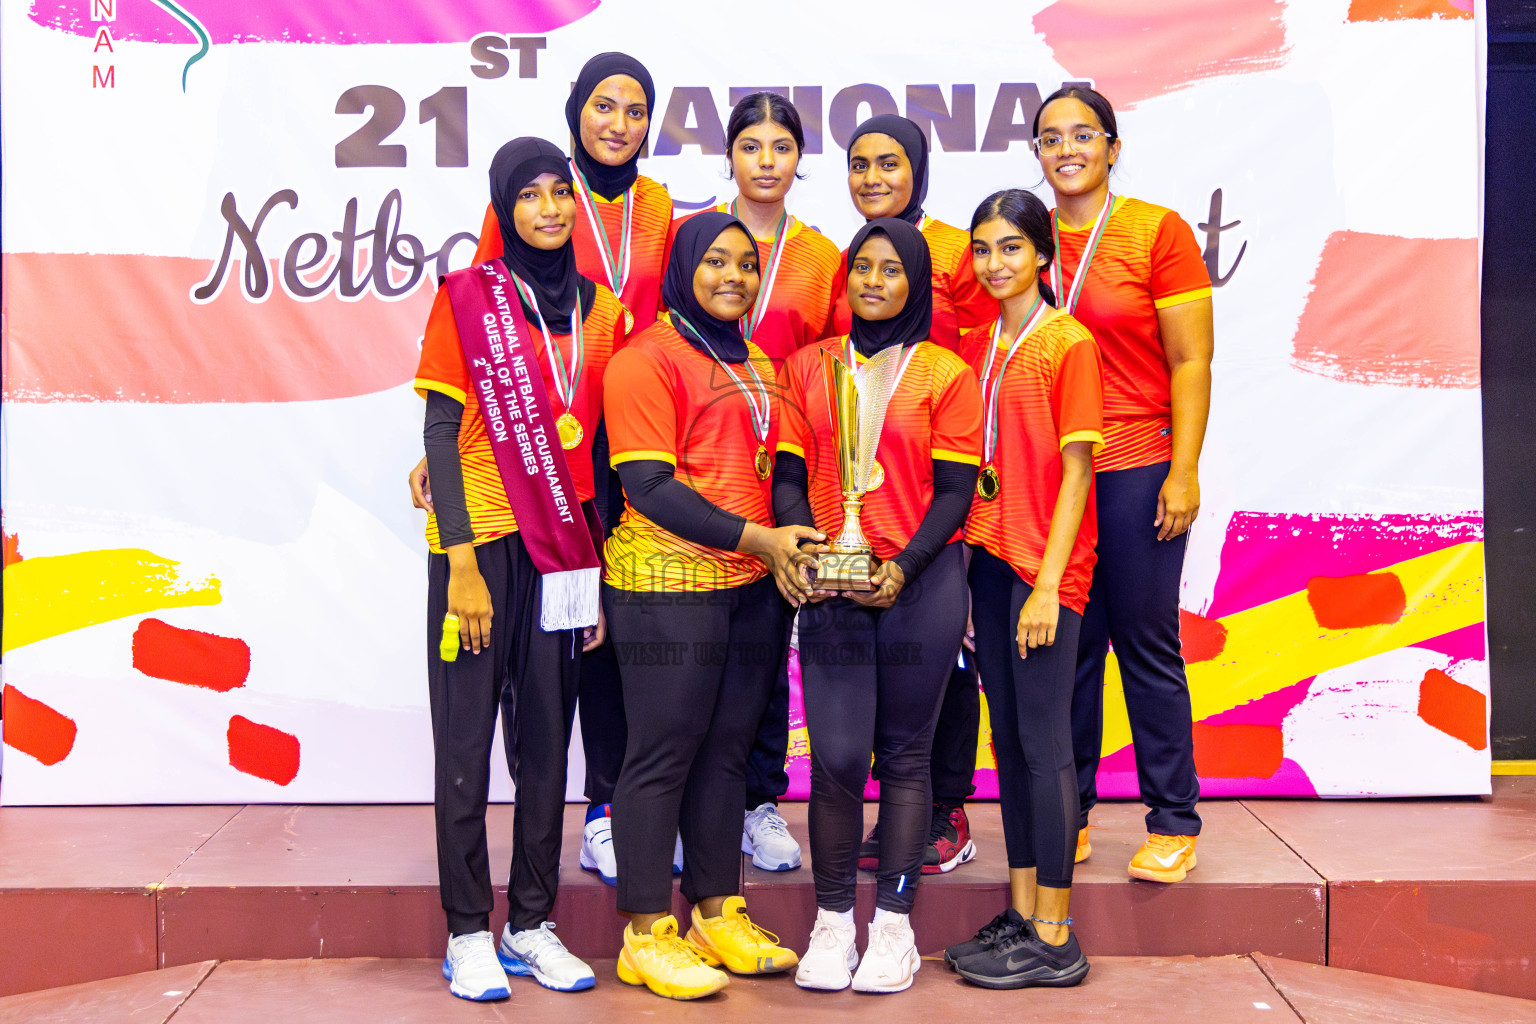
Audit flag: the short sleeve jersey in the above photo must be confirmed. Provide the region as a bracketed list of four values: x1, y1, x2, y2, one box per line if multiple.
[959, 314, 1105, 614]
[824, 217, 994, 352]
[778, 337, 983, 561]
[414, 278, 625, 553]
[1055, 196, 1211, 471]
[471, 170, 674, 337]
[668, 204, 840, 371]
[603, 317, 779, 592]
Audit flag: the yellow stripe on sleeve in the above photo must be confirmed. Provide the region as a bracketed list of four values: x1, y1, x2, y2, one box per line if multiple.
[1060, 430, 1105, 455]
[932, 449, 982, 466]
[414, 378, 468, 405]
[1152, 287, 1214, 310]
[777, 441, 806, 458]
[610, 449, 677, 466]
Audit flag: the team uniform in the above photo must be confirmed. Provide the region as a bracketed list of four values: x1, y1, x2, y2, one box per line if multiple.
[778, 335, 983, 916]
[959, 313, 1103, 892]
[416, 276, 622, 969]
[1060, 196, 1213, 841]
[824, 216, 994, 353]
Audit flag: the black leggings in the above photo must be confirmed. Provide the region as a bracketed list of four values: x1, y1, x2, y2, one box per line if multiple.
[606, 576, 789, 913]
[799, 542, 968, 914]
[427, 532, 579, 934]
[969, 549, 1080, 888]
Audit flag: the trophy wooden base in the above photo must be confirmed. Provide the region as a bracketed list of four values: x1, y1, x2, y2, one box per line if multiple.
[816, 549, 875, 591]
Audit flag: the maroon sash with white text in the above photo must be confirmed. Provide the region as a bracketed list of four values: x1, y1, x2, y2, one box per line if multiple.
[443, 260, 600, 630]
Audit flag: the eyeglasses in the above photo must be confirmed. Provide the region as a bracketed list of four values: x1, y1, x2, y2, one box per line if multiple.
[1032, 130, 1115, 153]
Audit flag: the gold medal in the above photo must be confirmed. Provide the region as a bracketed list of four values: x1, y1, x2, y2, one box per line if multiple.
[868, 459, 885, 492]
[557, 411, 583, 450]
[622, 306, 635, 333]
[977, 466, 1001, 501]
[755, 445, 771, 480]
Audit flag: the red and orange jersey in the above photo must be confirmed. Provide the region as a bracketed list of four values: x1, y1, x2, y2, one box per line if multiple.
[470, 172, 674, 336]
[602, 316, 779, 592]
[959, 314, 1105, 614]
[1054, 196, 1212, 472]
[414, 281, 625, 553]
[778, 337, 982, 561]
[669, 203, 841, 371]
[823, 216, 994, 352]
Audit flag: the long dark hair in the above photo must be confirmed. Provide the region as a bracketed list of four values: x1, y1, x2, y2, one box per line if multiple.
[970, 189, 1059, 307]
[724, 91, 808, 180]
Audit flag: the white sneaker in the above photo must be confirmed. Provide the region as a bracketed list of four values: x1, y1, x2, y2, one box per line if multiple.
[673, 832, 684, 874]
[442, 931, 511, 1001]
[851, 913, 920, 994]
[499, 921, 596, 992]
[742, 803, 803, 871]
[580, 811, 617, 886]
[795, 908, 858, 991]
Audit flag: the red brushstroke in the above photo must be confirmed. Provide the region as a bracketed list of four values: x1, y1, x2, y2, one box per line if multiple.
[1179, 609, 1228, 663]
[1292, 232, 1479, 389]
[4, 253, 428, 404]
[2, 527, 20, 566]
[1347, 0, 1471, 21]
[1192, 722, 1284, 778]
[1417, 668, 1487, 750]
[1033, 0, 1289, 109]
[1307, 571, 1408, 629]
[132, 618, 251, 692]
[227, 715, 301, 785]
[2, 685, 78, 766]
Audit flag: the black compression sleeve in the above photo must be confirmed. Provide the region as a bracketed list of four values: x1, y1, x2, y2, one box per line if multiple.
[615, 459, 748, 552]
[771, 452, 816, 530]
[423, 391, 474, 548]
[892, 459, 979, 581]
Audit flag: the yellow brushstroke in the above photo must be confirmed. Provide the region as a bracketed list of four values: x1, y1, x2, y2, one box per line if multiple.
[1101, 541, 1485, 756]
[2, 548, 222, 652]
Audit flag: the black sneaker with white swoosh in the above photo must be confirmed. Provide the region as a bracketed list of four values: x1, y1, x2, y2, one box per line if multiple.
[954, 920, 1089, 989]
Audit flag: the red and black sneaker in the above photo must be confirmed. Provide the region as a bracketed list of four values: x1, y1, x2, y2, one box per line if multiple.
[922, 803, 977, 874]
[857, 822, 880, 871]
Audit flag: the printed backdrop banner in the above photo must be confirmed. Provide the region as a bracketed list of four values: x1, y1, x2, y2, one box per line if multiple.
[0, 0, 1487, 804]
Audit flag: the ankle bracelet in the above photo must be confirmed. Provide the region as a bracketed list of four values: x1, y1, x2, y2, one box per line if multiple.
[1031, 915, 1072, 927]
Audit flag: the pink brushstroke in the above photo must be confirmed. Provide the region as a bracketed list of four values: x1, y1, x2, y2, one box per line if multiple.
[29, 0, 599, 45]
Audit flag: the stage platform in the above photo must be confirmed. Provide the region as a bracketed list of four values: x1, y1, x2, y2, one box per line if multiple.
[1, 778, 1533, 1003]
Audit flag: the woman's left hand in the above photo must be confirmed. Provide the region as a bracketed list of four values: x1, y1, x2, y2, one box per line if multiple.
[1017, 586, 1059, 659]
[582, 604, 607, 652]
[1155, 466, 1200, 541]
[845, 560, 905, 609]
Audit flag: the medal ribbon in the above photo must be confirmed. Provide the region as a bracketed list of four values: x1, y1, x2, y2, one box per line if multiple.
[731, 200, 789, 343]
[1049, 191, 1114, 315]
[674, 314, 772, 444]
[980, 297, 1049, 465]
[509, 274, 584, 412]
[568, 157, 633, 298]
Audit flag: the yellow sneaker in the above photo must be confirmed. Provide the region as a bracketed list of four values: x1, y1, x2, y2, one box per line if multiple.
[685, 896, 799, 974]
[1127, 834, 1198, 883]
[616, 916, 730, 1000]
[1074, 826, 1092, 864]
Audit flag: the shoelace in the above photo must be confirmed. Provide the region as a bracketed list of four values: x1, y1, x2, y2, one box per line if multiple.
[809, 916, 849, 952]
[752, 810, 791, 840]
[974, 910, 1017, 944]
[927, 807, 958, 845]
[522, 922, 571, 960]
[719, 911, 783, 949]
[452, 935, 503, 975]
[1143, 835, 1189, 857]
[652, 933, 711, 970]
[866, 917, 907, 963]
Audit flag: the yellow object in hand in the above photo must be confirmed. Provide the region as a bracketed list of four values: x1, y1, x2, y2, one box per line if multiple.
[440, 614, 460, 662]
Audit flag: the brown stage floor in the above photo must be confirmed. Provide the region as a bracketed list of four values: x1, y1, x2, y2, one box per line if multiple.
[1, 778, 1533, 1003]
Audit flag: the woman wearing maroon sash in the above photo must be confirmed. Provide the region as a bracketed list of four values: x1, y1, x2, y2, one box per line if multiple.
[414, 137, 624, 1002]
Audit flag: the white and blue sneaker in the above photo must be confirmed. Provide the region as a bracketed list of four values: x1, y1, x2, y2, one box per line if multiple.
[580, 805, 617, 886]
[743, 803, 803, 871]
[498, 921, 596, 992]
[674, 832, 685, 875]
[442, 930, 511, 1001]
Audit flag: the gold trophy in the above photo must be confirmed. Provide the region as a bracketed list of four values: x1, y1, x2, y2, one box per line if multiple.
[815, 345, 904, 591]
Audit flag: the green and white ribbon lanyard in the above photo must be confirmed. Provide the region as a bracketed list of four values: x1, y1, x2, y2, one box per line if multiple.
[1048, 191, 1114, 314]
[674, 314, 774, 479]
[976, 296, 1049, 500]
[731, 199, 788, 344]
[568, 157, 634, 299]
[510, 273, 586, 450]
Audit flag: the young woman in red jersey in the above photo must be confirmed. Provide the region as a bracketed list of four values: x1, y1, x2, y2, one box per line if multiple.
[602, 212, 824, 1001]
[1033, 86, 1215, 883]
[942, 189, 1102, 990]
[412, 53, 675, 885]
[414, 137, 625, 1002]
[827, 114, 993, 877]
[776, 218, 982, 994]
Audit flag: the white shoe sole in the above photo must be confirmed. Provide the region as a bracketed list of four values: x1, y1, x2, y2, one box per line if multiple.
[928, 839, 977, 874]
[579, 844, 617, 886]
[851, 949, 920, 994]
[741, 832, 803, 871]
[441, 957, 510, 1001]
[794, 944, 858, 991]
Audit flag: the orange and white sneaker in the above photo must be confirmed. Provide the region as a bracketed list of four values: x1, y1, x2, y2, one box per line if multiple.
[617, 915, 729, 1000]
[685, 896, 798, 974]
[1074, 827, 1091, 864]
[1127, 834, 1198, 882]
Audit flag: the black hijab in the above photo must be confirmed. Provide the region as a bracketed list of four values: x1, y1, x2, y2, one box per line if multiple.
[846, 114, 929, 226]
[663, 211, 760, 364]
[845, 217, 933, 356]
[564, 52, 656, 201]
[488, 137, 595, 334]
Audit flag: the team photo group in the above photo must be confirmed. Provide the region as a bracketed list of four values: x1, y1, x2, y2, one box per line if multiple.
[412, 49, 1213, 1003]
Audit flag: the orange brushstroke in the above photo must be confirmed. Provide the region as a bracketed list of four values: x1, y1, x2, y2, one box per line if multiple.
[1307, 572, 1408, 629]
[2, 685, 78, 766]
[228, 715, 301, 785]
[1417, 668, 1487, 750]
[1347, 0, 1471, 21]
[1179, 609, 1228, 663]
[1193, 722, 1283, 778]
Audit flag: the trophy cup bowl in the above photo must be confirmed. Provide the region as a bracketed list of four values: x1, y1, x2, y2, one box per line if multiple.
[815, 346, 903, 591]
